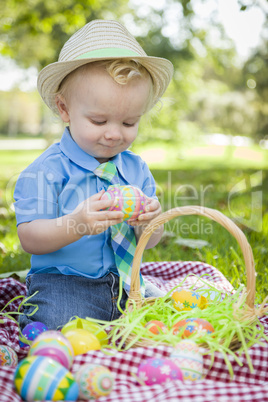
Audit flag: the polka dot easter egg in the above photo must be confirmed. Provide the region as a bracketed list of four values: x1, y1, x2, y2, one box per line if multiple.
[171, 289, 208, 312]
[75, 363, 114, 400]
[101, 185, 147, 221]
[14, 355, 79, 401]
[0, 345, 18, 367]
[170, 340, 203, 381]
[172, 318, 215, 338]
[19, 321, 48, 347]
[28, 330, 74, 369]
[137, 358, 183, 385]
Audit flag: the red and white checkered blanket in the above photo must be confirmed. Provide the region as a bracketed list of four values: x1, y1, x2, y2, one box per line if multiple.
[1, 261, 268, 402]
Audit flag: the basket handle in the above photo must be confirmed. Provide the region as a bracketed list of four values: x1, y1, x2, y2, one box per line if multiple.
[130, 206, 256, 308]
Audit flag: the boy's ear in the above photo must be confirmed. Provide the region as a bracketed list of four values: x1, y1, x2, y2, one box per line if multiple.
[55, 95, 70, 122]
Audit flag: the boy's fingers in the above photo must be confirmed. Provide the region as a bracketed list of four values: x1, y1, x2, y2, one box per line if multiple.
[93, 209, 124, 220]
[145, 199, 159, 212]
[94, 198, 117, 211]
[85, 197, 119, 212]
[90, 190, 105, 201]
[138, 210, 158, 221]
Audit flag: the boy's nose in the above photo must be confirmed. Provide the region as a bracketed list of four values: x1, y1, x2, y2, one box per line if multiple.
[104, 126, 122, 141]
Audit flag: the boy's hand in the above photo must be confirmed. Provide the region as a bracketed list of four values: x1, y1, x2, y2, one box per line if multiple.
[17, 190, 124, 255]
[71, 190, 124, 236]
[128, 196, 162, 226]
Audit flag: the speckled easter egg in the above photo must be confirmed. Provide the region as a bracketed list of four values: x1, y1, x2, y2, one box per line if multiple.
[170, 340, 203, 381]
[13, 355, 79, 401]
[137, 358, 183, 385]
[172, 318, 215, 338]
[145, 320, 168, 335]
[28, 330, 74, 369]
[75, 363, 114, 400]
[171, 289, 208, 312]
[0, 345, 18, 367]
[101, 185, 147, 221]
[19, 322, 48, 347]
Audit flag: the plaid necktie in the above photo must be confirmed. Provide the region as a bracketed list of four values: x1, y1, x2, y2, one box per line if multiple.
[94, 161, 145, 296]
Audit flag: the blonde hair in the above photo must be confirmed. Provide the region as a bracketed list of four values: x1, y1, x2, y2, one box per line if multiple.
[53, 59, 154, 115]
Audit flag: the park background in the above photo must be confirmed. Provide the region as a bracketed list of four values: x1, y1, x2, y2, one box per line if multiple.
[0, 0, 267, 300]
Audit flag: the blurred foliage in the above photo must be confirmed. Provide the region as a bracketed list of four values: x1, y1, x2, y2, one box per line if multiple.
[0, 0, 267, 142]
[243, 41, 268, 139]
[0, 90, 41, 136]
[1, 0, 131, 69]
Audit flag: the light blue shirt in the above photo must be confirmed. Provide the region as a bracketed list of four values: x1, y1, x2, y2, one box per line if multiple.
[14, 128, 157, 278]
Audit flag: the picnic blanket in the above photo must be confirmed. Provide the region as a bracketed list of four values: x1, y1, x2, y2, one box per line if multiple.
[1, 261, 268, 402]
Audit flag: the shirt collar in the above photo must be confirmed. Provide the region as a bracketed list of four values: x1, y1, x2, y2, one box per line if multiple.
[59, 127, 127, 180]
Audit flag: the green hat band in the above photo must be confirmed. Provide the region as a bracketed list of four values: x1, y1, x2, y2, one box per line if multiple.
[75, 48, 140, 60]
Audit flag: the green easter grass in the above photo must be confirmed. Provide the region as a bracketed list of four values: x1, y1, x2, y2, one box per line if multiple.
[1, 276, 267, 378]
[88, 277, 268, 378]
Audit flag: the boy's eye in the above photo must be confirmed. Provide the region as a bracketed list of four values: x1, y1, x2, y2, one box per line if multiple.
[90, 119, 106, 126]
[123, 122, 135, 127]
[89, 119, 137, 127]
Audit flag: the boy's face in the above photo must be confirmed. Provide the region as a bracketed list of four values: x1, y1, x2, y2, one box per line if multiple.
[56, 65, 151, 163]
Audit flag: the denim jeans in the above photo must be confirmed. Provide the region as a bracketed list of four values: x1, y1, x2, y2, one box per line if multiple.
[19, 273, 128, 330]
[19, 273, 165, 330]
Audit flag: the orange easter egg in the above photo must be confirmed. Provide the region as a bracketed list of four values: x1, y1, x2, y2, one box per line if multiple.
[145, 320, 168, 335]
[172, 318, 215, 338]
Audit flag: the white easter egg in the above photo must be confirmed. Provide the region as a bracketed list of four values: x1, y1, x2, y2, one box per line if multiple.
[170, 340, 203, 381]
[0, 345, 18, 367]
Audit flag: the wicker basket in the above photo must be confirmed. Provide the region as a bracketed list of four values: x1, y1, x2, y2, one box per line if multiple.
[120, 206, 267, 350]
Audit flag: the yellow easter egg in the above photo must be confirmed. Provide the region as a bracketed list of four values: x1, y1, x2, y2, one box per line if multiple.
[171, 289, 208, 311]
[61, 318, 108, 346]
[64, 329, 101, 355]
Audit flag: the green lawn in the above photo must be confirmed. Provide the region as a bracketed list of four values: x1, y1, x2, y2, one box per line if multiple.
[0, 146, 267, 304]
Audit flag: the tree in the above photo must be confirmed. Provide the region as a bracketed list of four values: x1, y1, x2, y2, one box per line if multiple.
[1, 0, 129, 69]
[242, 40, 268, 139]
[1, 0, 266, 141]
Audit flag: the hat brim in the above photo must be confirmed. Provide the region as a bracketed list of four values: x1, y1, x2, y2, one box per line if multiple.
[37, 55, 173, 111]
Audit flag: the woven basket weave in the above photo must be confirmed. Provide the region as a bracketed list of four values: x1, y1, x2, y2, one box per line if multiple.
[121, 206, 266, 349]
[129, 206, 255, 308]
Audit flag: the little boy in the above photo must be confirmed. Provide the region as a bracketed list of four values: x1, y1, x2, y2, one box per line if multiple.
[14, 20, 173, 330]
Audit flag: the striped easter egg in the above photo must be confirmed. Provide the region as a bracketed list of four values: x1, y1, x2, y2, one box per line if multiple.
[28, 330, 74, 369]
[14, 355, 79, 401]
[101, 185, 147, 220]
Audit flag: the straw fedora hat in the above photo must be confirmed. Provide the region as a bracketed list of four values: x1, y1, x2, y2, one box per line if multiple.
[37, 19, 173, 111]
